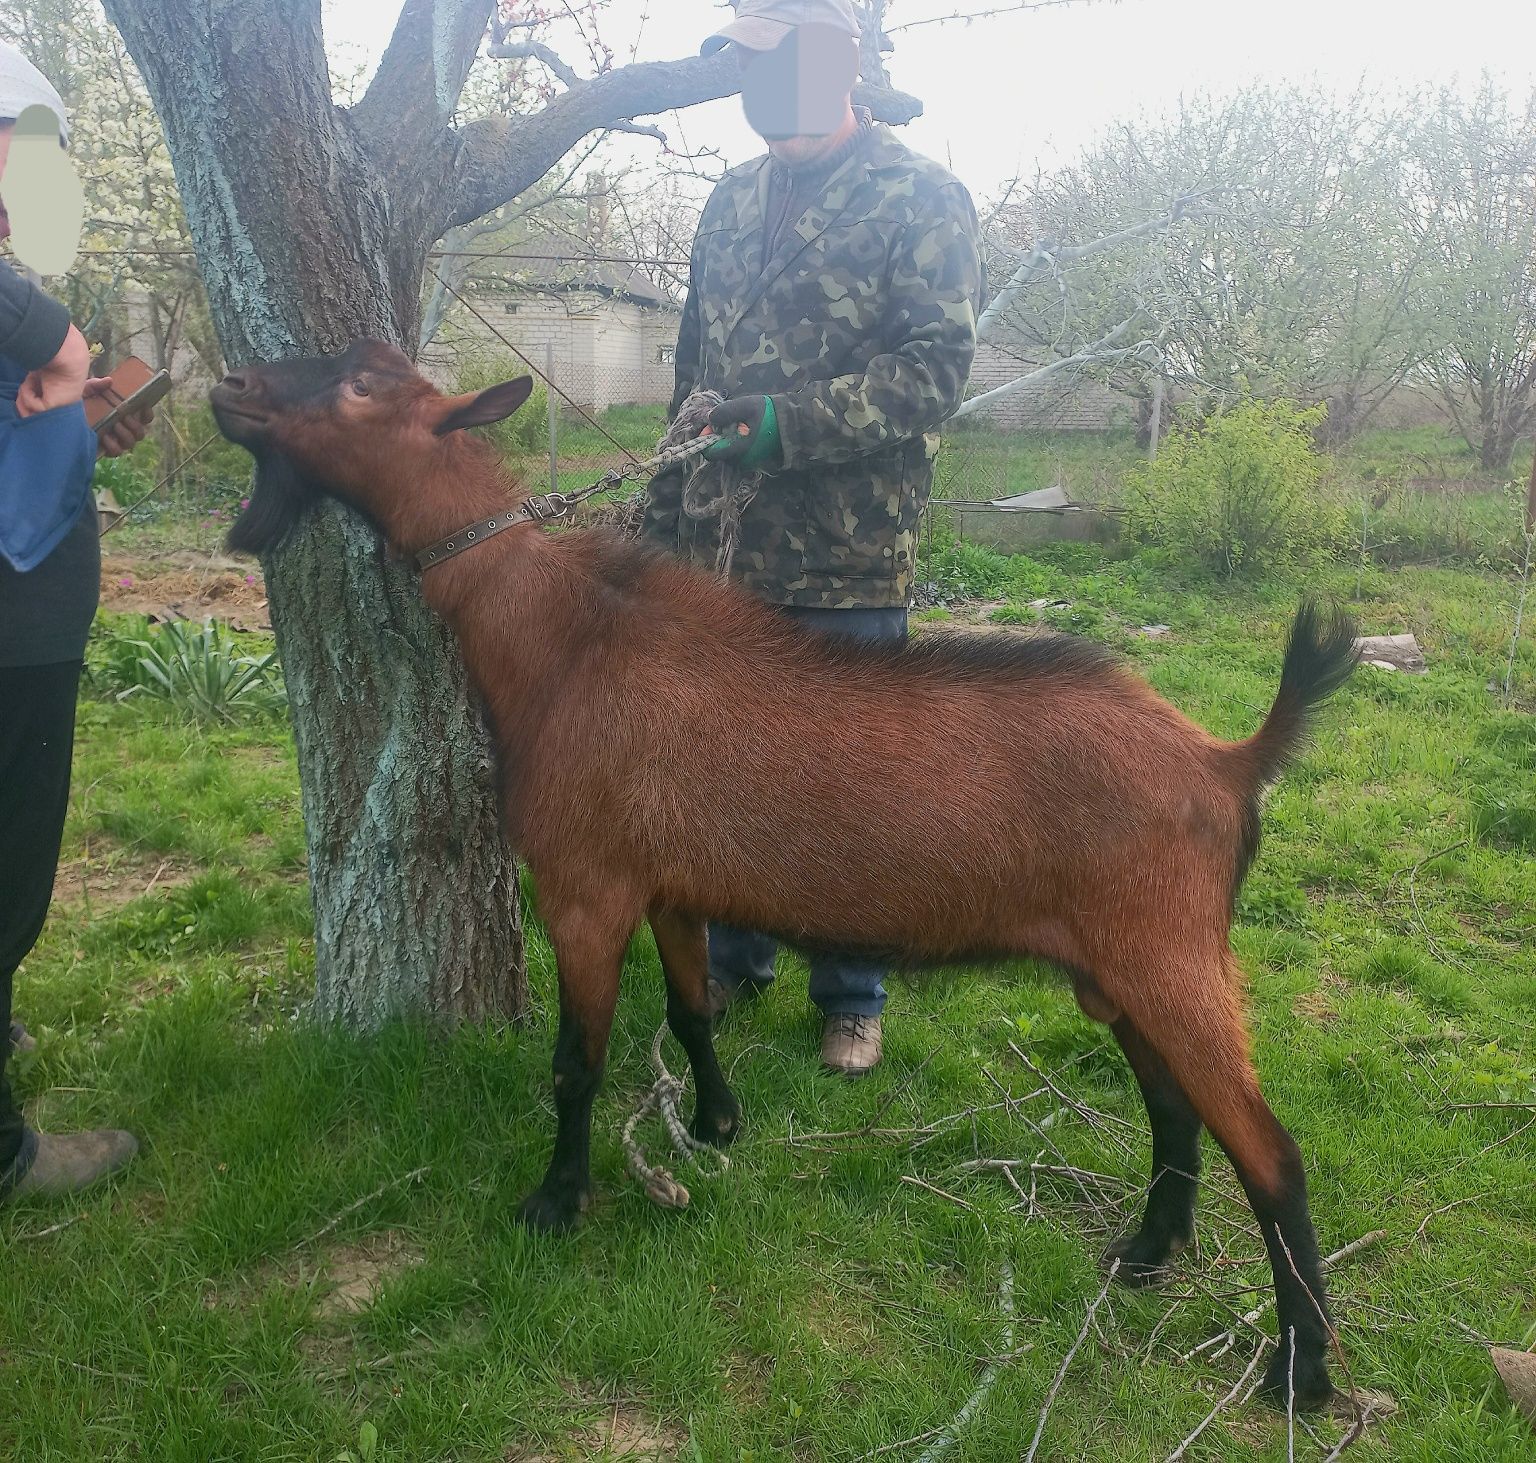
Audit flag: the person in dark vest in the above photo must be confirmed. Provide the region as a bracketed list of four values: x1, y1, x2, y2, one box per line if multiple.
[643, 0, 983, 1075]
[1, 44, 150, 1205]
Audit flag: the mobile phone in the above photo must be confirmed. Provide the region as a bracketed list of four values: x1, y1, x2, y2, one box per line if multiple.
[85, 356, 172, 435]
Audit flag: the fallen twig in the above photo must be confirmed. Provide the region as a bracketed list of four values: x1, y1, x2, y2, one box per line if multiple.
[1007, 1039, 1140, 1144]
[1178, 1230, 1387, 1364]
[1439, 1100, 1536, 1112]
[1164, 1344, 1269, 1461]
[1411, 1192, 1487, 1243]
[1022, 1259, 1120, 1463]
[17, 1212, 87, 1241]
[899, 1174, 977, 1212]
[906, 1264, 1017, 1463]
[1286, 1326, 1297, 1463]
[1318, 1401, 1383, 1462]
[295, 1165, 431, 1250]
[1398, 838, 1469, 967]
[766, 1097, 1026, 1149]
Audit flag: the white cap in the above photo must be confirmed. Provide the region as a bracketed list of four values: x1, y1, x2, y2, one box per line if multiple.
[0, 40, 69, 146]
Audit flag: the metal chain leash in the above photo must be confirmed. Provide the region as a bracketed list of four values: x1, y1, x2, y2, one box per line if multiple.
[523, 428, 717, 524]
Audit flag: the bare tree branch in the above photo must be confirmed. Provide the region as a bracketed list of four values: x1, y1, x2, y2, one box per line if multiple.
[977, 191, 1206, 338]
[447, 49, 922, 233]
[490, 38, 582, 89]
[888, 0, 1106, 33]
[356, 0, 495, 138]
[955, 318, 1156, 418]
[608, 119, 668, 142]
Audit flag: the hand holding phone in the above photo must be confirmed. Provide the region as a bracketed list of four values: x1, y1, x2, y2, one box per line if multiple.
[84, 355, 171, 459]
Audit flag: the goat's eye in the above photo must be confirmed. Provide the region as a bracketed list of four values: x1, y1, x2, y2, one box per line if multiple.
[350, 378, 370, 397]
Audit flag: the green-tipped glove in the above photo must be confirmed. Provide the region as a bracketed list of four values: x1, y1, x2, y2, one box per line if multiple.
[703, 394, 781, 470]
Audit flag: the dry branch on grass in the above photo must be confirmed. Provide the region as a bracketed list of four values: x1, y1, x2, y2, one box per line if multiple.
[1163, 1344, 1270, 1461]
[1023, 1259, 1120, 1463]
[294, 1165, 431, 1250]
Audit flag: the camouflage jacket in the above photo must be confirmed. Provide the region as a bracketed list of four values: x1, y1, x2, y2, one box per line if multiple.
[641, 124, 983, 608]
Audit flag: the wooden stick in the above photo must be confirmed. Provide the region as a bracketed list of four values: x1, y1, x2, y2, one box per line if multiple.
[1318, 1402, 1381, 1462]
[1411, 1192, 1487, 1242]
[1439, 1100, 1536, 1112]
[1022, 1259, 1120, 1463]
[899, 1174, 976, 1212]
[1286, 1326, 1297, 1463]
[1164, 1344, 1269, 1461]
[1178, 1230, 1386, 1364]
[18, 1212, 87, 1241]
[295, 1165, 431, 1249]
[910, 1263, 1016, 1463]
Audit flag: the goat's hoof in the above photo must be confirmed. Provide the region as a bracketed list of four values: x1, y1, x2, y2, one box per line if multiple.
[1259, 1346, 1334, 1411]
[517, 1185, 588, 1234]
[1101, 1231, 1188, 1289]
[691, 1100, 741, 1149]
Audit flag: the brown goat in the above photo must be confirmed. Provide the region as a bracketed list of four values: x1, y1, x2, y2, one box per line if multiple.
[212, 338, 1358, 1409]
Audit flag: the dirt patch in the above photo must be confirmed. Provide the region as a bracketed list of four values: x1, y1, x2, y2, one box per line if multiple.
[308, 1231, 424, 1318]
[101, 550, 270, 631]
[206, 1229, 423, 1319]
[507, 1402, 686, 1462]
[1294, 971, 1350, 1026]
[52, 843, 195, 912]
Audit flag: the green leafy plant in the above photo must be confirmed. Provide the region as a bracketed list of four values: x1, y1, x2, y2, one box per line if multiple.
[1124, 398, 1349, 576]
[85, 612, 154, 695]
[110, 619, 286, 723]
[92, 453, 154, 508]
[453, 353, 549, 461]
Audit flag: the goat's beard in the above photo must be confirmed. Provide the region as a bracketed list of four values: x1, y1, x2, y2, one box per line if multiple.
[227, 454, 313, 557]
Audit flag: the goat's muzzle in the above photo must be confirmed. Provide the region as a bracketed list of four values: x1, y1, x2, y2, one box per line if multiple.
[210, 374, 271, 444]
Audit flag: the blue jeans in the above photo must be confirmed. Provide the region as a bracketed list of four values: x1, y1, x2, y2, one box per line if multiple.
[707, 604, 907, 1019]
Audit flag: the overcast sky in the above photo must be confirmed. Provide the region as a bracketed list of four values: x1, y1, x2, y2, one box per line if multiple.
[325, 0, 1536, 201]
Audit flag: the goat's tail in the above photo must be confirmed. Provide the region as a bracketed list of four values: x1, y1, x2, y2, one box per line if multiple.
[1230, 599, 1359, 791]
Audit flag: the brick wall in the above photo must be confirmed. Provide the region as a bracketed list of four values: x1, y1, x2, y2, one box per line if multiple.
[422, 291, 680, 411]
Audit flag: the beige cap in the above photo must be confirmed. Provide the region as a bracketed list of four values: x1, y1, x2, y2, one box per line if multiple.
[702, 0, 861, 55]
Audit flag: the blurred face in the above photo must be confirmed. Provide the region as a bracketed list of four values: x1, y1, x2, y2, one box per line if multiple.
[738, 25, 858, 164]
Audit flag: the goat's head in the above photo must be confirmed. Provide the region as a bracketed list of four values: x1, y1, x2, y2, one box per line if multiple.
[212, 337, 533, 555]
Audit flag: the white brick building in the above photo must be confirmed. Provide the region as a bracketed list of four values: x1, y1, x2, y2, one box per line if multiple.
[421, 251, 683, 413]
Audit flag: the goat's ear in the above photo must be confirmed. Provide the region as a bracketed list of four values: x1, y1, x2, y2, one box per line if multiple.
[226, 454, 312, 557]
[432, 376, 535, 436]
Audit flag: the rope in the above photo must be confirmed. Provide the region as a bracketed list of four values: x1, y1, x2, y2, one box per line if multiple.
[619, 399, 765, 1204]
[426, 267, 645, 465]
[98, 429, 224, 537]
[621, 1025, 730, 1210]
[658, 390, 763, 579]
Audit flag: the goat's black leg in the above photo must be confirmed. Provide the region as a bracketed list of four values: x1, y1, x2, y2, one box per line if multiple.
[1239, 1124, 1334, 1407]
[649, 908, 740, 1146]
[1103, 1015, 1203, 1286]
[1115, 966, 1334, 1408]
[518, 913, 625, 1234]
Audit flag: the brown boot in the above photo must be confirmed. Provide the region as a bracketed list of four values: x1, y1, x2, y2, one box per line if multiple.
[820, 1014, 883, 1076]
[9, 1022, 36, 1056]
[2, 1128, 138, 1203]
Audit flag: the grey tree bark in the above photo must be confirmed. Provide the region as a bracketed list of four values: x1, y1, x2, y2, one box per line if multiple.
[98, 0, 922, 1028]
[99, 0, 527, 1027]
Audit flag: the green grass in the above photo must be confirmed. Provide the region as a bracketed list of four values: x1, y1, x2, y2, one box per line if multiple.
[8, 467, 1535, 1458]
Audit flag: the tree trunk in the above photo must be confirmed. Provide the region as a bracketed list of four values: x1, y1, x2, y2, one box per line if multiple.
[1145, 377, 1165, 459]
[1481, 421, 1516, 476]
[103, 0, 527, 1028]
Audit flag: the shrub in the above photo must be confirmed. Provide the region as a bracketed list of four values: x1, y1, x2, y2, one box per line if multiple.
[453, 354, 549, 461]
[1124, 398, 1348, 576]
[93, 617, 286, 723]
[92, 453, 153, 509]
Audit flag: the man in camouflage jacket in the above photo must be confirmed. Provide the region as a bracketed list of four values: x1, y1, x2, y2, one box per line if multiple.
[643, 0, 983, 1075]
